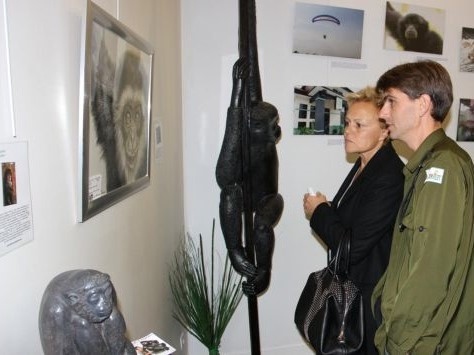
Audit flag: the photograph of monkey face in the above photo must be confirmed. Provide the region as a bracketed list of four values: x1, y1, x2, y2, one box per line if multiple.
[2, 162, 17, 206]
[457, 99, 474, 142]
[384, 2, 445, 55]
[79, 1, 153, 222]
[292, 3, 364, 59]
[460, 27, 474, 72]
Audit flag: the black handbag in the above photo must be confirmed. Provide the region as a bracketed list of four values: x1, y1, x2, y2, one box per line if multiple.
[294, 231, 364, 354]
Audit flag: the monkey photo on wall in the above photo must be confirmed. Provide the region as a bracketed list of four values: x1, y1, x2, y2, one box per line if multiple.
[89, 25, 151, 196]
[2, 162, 17, 206]
[384, 1, 445, 55]
[78, 2, 154, 221]
[113, 50, 148, 185]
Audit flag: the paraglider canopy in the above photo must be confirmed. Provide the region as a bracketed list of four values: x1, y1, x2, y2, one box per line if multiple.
[312, 14, 340, 25]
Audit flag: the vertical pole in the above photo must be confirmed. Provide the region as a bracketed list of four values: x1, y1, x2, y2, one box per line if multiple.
[239, 0, 261, 353]
[242, 93, 261, 355]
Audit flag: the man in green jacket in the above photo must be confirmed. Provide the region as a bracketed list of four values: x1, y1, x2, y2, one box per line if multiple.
[372, 60, 474, 354]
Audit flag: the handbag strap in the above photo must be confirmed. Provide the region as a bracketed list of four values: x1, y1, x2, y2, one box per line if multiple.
[328, 230, 351, 277]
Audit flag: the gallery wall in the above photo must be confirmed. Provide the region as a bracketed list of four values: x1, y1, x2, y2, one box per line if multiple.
[0, 0, 185, 353]
[181, 0, 474, 354]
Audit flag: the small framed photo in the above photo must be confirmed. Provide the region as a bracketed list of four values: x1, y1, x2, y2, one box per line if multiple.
[456, 98, 474, 142]
[293, 86, 356, 135]
[460, 27, 474, 73]
[292, 3, 364, 59]
[78, 0, 154, 222]
[2, 162, 17, 206]
[383, 1, 445, 55]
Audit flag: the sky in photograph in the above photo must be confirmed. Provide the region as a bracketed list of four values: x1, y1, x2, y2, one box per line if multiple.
[293, 3, 364, 58]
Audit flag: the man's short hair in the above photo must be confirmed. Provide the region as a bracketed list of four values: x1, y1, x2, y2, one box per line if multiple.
[376, 60, 453, 122]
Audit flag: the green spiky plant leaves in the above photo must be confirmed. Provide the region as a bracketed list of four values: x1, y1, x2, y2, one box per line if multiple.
[169, 219, 243, 355]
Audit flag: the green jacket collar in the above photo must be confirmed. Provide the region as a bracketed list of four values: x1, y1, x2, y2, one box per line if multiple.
[405, 129, 446, 174]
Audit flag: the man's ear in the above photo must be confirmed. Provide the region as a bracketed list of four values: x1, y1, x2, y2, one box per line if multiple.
[418, 94, 432, 118]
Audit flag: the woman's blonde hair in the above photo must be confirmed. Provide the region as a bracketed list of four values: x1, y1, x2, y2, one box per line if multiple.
[345, 86, 389, 142]
[345, 86, 382, 107]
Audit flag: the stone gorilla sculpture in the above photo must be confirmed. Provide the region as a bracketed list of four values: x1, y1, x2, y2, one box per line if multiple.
[216, 54, 283, 295]
[38, 269, 135, 355]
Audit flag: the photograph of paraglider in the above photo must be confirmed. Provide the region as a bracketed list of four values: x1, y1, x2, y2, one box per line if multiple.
[292, 3, 364, 59]
[293, 86, 358, 135]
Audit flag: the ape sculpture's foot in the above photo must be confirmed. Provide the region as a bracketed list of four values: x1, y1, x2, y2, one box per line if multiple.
[228, 247, 257, 278]
[242, 268, 270, 296]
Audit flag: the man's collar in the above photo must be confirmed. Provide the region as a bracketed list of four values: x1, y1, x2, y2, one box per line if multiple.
[405, 129, 445, 173]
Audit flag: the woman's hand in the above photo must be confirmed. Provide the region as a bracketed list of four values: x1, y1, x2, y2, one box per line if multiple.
[303, 192, 328, 220]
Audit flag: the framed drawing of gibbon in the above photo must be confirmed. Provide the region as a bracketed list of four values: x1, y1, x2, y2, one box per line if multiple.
[78, 0, 153, 222]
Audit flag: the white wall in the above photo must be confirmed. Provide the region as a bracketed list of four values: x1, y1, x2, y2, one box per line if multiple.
[0, 0, 184, 353]
[181, 0, 474, 354]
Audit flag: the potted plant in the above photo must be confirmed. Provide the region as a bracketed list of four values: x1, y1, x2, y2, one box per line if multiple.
[169, 219, 243, 355]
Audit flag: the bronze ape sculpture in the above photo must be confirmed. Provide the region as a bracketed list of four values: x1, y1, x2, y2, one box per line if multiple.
[39, 269, 135, 355]
[216, 0, 283, 297]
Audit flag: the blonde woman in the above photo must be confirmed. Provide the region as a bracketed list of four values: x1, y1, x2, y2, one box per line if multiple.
[303, 87, 404, 354]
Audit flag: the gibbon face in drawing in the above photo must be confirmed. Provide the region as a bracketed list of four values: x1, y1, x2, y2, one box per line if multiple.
[115, 87, 145, 176]
[91, 38, 148, 190]
[114, 50, 148, 184]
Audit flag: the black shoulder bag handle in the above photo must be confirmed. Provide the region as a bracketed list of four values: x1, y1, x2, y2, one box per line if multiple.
[328, 230, 351, 278]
